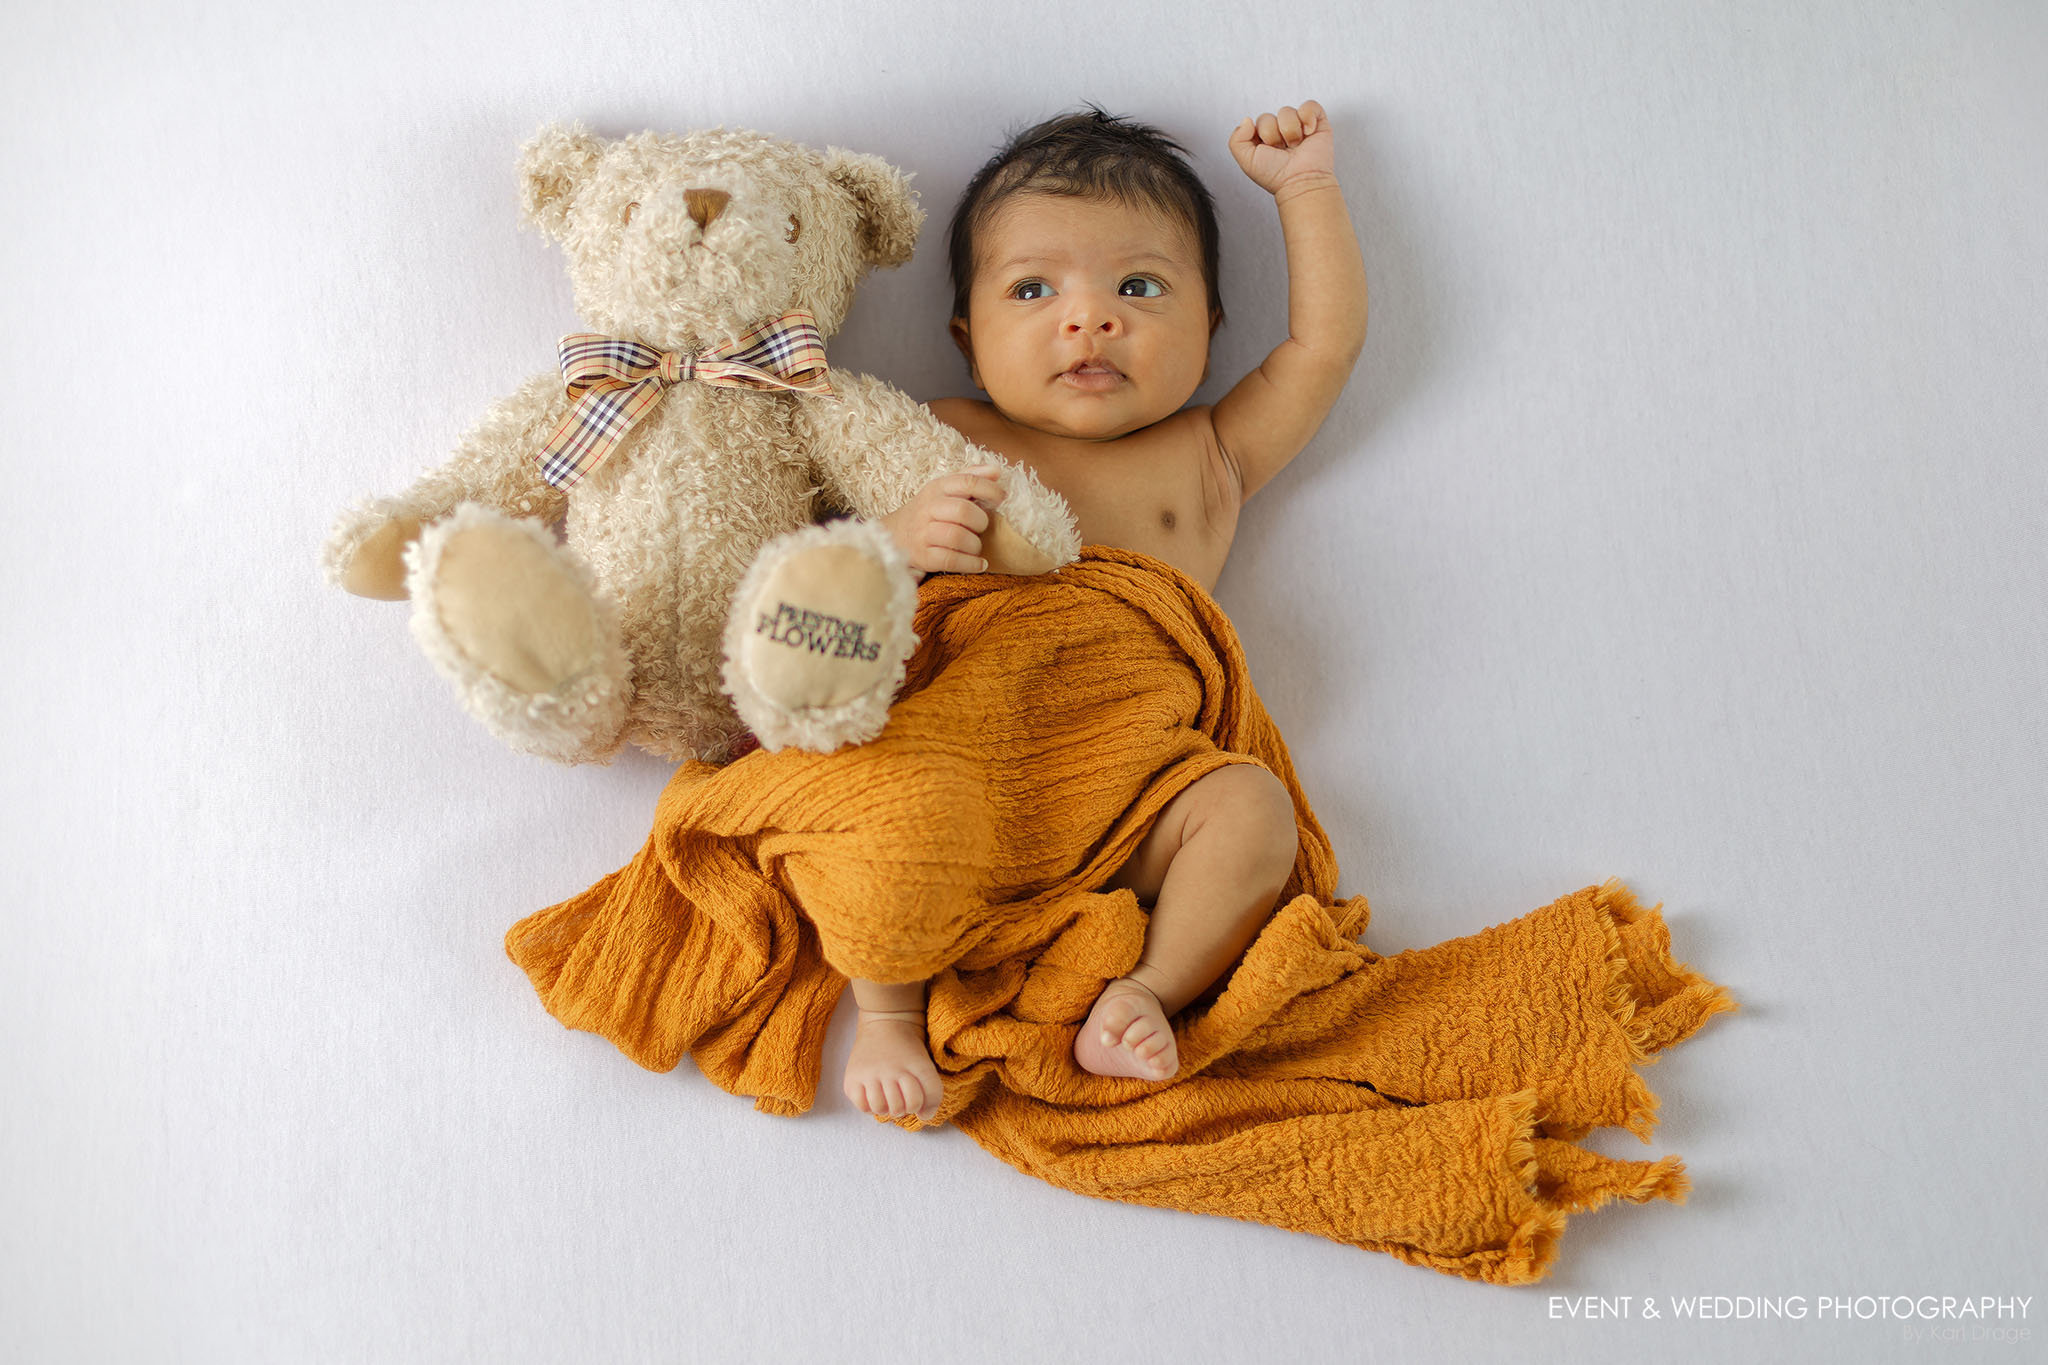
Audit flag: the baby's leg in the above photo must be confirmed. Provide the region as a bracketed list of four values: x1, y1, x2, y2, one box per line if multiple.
[1076, 764, 1299, 1080]
[842, 976, 944, 1123]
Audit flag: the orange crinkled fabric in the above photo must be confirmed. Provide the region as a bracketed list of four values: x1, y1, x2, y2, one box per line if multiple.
[507, 546, 1736, 1283]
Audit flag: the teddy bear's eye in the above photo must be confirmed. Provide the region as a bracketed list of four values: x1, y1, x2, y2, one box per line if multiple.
[622, 202, 640, 225]
[786, 215, 801, 244]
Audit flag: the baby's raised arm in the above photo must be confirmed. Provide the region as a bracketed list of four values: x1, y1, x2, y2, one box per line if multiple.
[1210, 101, 1369, 504]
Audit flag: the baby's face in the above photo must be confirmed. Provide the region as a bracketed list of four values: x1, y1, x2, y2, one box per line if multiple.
[952, 192, 1214, 442]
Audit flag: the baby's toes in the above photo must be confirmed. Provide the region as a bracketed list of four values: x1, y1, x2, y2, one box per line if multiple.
[1127, 1023, 1177, 1076]
[1096, 998, 1146, 1045]
[1107, 1007, 1162, 1055]
[1074, 979, 1182, 1080]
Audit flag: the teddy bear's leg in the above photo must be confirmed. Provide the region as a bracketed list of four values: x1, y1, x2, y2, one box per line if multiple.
[406, 503, 632, 764]
[720, 518, 920, 753]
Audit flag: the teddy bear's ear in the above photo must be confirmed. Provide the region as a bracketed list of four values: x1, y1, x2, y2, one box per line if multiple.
[518, 123, 605, 240]
[822, 149, 924, 269]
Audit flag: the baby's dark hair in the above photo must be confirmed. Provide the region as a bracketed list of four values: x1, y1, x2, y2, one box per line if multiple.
[946, 105, 1223, 329]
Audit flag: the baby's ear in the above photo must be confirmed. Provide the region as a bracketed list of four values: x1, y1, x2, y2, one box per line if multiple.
[948, 316, 982, 390]
[822, 148, 923, 269]
[518, 122, 605, 240]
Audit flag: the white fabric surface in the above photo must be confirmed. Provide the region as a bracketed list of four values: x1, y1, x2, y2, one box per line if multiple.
[4, 2, 2044, 1361]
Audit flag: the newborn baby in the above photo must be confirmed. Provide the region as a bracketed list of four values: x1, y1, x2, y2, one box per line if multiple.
[844, 102, 1368, 1123]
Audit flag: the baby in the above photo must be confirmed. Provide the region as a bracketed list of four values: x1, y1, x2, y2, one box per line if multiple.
[842, 102, 1368, 1123]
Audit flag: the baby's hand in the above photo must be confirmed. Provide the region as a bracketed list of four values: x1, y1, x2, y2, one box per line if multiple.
[1229, 101, 1336, 199]
[882, 463, 1006, 581]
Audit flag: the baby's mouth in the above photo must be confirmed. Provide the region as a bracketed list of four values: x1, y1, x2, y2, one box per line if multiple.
[1059, 358, 1125, 391]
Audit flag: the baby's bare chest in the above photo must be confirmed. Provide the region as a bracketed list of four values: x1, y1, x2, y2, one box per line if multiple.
[1043, 453, 1234, 587]
[938, 406, 1241, 593]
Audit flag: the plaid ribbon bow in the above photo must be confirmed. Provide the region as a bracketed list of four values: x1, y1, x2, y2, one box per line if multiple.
[534, 310, 834, 488]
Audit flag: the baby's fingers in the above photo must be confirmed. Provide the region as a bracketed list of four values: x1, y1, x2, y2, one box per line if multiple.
[942, 463, 1007, 510]
[919, 520, 987, 575]
[1228, 117, 1267, 175]
[935, 494, 992, 535]
[1240, 102, 1329, 154]
[929, 518, 984, 556]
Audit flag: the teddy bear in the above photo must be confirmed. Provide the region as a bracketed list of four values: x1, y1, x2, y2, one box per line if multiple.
[322, 123, 1078, 764]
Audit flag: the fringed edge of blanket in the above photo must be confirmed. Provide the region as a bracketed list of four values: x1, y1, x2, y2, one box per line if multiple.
[1586, 878, 1740, 1143]
[1394, 883, 1734, 1283]
[1384, 1089, 1697, 1285]
[1474, 1090, 1571, 1283]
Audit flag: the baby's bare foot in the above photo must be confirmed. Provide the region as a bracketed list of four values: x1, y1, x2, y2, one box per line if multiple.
[842, 1012, 943, 1123]
[1074, 977, 1178, 1080]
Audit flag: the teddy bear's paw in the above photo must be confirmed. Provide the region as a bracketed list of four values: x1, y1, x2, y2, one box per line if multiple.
[981, 460, 1081, 574]
[721, 518, 919, 753]
[336, 514, 424, 600]
[406, 503, 631, 764]
[979, 512, 1060, 577]
[323, 497, 428, 600]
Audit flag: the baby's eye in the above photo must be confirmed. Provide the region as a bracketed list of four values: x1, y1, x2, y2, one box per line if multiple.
[1118, 276, 1165, 298]
[1010, 279, 1055, 301]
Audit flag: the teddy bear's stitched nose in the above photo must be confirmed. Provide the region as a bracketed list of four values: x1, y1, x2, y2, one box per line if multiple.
[684, 188, 730, 229]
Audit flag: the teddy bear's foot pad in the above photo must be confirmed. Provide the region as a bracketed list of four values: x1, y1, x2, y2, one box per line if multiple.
[723, 519, 918, 753]
[406, 503, 632, 763]
[433, 519, 608, 693]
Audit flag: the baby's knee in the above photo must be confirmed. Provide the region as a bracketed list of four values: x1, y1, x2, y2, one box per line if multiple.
[1204, 764, 1299, 877]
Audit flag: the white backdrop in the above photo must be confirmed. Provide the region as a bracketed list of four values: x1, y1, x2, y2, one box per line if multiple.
[4, 2, 2044, 1362]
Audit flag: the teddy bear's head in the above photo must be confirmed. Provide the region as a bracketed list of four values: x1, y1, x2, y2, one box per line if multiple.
[516, 123, 923, 353]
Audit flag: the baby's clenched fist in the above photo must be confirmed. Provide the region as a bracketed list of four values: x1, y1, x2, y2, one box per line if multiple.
[1229, 100, 1336, 198]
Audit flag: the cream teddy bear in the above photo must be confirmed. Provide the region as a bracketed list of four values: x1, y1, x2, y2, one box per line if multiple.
[322, 123, 1077, 763]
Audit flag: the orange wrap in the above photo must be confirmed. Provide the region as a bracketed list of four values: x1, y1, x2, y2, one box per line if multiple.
[507, 546, 1736, 1283]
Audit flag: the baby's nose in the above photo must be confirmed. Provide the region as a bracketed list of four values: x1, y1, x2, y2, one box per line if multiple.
[1062, 305, 1121, 336]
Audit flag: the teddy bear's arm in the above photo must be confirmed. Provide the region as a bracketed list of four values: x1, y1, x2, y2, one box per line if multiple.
[794, 368, 1080, 571]
[795, 368, 977, 520]
[323, 371, 575, 596]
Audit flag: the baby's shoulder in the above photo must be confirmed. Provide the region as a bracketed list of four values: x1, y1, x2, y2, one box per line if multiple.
[1149, 405, 1235, 484]
[1167, 405, 1241, 505]
[924, 396, 1010, 448]
[924, 395, 987, 429]
[1153, 403, 1221, 447]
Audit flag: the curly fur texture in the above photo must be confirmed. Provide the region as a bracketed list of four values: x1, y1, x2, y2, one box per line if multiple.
[518, 125, 922, 352]
[325, 123, 1078, 765]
